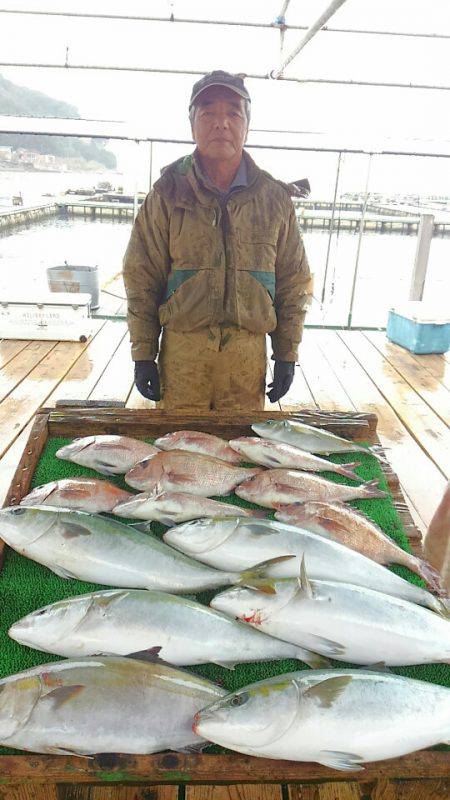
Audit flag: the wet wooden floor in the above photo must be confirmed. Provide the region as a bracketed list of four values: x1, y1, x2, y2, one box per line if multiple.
[0, 322, 449, 800]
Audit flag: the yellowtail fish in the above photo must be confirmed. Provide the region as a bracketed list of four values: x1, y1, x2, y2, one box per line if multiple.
[252, 419, 385, 461]
[194, 669, 450, 767]
[9, 588, 326, 669]
[0, 656, 225, 755]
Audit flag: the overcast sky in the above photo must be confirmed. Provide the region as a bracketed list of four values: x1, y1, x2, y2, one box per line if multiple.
[1, 0, 449, 194]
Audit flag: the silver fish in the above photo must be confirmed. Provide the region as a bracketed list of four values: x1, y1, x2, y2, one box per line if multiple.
[194, 669, 450, 767]
[236, 469, 386, 507]
[211, 559, 450, 666]
[113, 488, 266, 524]
[56, 435, 159, 476]
[0, 506, 283, 594]
[0, 656, 225, 755]
[20, 478, 132, 514]
[9, 588, 326, 669]
[229, 437, 362, 480]
[163, 517, 445, 613]
[252, 419, 384, 461]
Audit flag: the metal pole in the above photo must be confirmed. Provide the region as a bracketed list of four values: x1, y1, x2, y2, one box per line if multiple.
[2, 9, 449, 40]
[321, 152, 342, 304]
[148, 141, 153, 192]
[409, 214, 435, 300]
[347, 154, 372, 328]
[271, 0, 348, 78]
[1, 61, 450, 91]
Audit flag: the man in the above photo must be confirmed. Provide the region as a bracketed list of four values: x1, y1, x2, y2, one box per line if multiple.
[123, 70, 311, 410]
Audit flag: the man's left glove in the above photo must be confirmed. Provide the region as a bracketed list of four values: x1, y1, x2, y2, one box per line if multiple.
[266, 361, 295, 403]
[134, 360, 161, 402]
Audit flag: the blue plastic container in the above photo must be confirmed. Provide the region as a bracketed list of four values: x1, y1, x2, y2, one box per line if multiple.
[387, 303, 450, 355]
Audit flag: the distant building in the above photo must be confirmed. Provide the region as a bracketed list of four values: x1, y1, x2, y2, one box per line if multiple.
[0, 145, 13, 160]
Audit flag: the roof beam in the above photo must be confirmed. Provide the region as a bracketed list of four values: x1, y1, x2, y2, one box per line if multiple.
[0, 8, 449, 40]
[1, 60, 449, 92]
[271, 0, 349, 78]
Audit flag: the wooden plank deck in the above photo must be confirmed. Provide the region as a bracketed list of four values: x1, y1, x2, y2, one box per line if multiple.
[0, 328, 449, 800]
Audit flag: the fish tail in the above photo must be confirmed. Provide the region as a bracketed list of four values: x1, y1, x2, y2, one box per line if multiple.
[238, 555, 295, 595]
[407, 556, 448, 597]
[335, 461, 361, 481]
[362, 479, 387, 499]
[367, 444, 390, 465]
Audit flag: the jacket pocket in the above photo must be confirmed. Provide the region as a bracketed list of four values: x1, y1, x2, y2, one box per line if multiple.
[159, 269, 218, 330]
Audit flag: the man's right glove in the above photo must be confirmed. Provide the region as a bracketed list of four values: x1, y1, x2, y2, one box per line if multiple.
[266, 360, 295, 403]
[134, 360, 161, 402]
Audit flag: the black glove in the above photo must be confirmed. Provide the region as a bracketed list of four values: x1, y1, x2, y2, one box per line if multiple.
[134, 360, 161, 402]
[266, 361, 295, 403]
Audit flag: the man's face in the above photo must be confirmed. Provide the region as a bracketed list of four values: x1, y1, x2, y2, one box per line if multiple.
[191, 86, 248, 162]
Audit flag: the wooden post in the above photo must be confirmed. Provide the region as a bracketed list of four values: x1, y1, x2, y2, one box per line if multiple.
[410, 213, 434, 300]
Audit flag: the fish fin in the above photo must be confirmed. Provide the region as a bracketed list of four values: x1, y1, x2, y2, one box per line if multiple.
[46, 746, 93, 758]
[130, 521, 154, 533]
[248, 509, 270, 519]
[317, 751, 365, 772]
[174, 741, 208, 754]
[154, 514, 183, 526]
[364, 662, 391, 673]
[303, 675, 352, 707]
[298, 555, 315, 599]
[212, 660, 237, 670]
[263, 455, 283, 467]
[296, 648, 332, 670]
[167, 470, 194, 486]
[94, 464, 118, 476]
[412, 558, 447, 597]
[50, 564, 79, 580]
[42, 684, 85, 709]
[126, 646, 164, 663]
[61, 522, 92, 539]
[95, 591, 130, 609]
[362, 480, 387, 499]
[238, 555, 296, 595]
[306, 635, 346, 658]
[434, 598, 450, 619]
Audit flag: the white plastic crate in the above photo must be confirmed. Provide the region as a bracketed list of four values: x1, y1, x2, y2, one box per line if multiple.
[0, 292, 94, 342]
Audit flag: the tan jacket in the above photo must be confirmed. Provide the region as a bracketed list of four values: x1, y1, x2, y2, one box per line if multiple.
[123, 150, 311, 362]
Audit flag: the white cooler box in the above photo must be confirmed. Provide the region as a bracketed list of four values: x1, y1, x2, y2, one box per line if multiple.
[0, 292, 94, 342]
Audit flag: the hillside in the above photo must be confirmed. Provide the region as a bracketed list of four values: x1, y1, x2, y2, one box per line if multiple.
[0, 73, 116, 169]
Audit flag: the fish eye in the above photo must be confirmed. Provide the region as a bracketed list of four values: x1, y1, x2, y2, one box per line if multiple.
[229, 691, 249, 708]
[36, 609, 47, 616]
[9, 507, 26, 516]
[139, 458, 151, 469]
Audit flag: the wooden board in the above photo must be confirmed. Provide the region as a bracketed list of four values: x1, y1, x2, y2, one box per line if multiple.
[0, 341, 56, 402]
[45, 322, 127, 407]
[366, 333, 450, 427]
[339, 331, 450, 481]
[404, 351, 450, 393]
[295, 333, 356, 412]
[0, 341, 93, 459]
[314, 330, 447, 530]
[0, 339, 30, 370]
[88, 333, 133, 404]
[186, 787, 282, 800]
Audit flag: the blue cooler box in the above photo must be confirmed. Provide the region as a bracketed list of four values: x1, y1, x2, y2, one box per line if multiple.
[387, 302, 450, 354]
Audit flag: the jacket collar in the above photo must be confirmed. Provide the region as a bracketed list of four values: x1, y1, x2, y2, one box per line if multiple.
[186, 149, 262, 207]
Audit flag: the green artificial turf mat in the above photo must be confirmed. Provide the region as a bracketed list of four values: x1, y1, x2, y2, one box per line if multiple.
[0, 435, 448, 755]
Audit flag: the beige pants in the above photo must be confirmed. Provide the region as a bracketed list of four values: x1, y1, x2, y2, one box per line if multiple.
[158, 326, 266, 411]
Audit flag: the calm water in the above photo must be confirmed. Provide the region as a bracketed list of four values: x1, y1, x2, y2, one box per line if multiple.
[1, 214, 448, 328]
